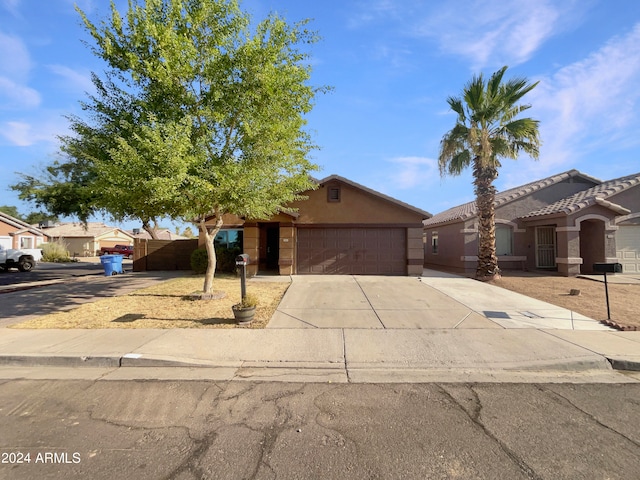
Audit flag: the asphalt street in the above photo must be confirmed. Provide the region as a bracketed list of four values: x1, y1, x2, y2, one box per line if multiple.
[0, 260, 105, 287]
[0, 379, 639, 480]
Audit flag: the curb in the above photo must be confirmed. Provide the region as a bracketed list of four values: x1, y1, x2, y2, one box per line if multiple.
[0, 355, 121, 368]
[2, 353, 639, 372]
[607, 357, 640, 372]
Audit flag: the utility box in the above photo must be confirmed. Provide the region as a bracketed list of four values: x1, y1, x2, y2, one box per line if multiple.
[236, 254, 250, 266]
[593, 262, 623, 273]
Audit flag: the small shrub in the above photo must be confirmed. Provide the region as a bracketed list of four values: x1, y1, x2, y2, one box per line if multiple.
[190, 248, 209, 274]
[190, 246, 243, 274]
[234, 293, 258, 309]
[41, 240, 73, 263]
[215, 245, 242, 273]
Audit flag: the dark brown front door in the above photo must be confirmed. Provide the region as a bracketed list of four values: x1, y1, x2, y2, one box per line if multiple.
[296, 227, 406, 275]
[266, 226, 279, 270]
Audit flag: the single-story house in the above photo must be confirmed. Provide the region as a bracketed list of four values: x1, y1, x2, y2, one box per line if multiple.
[39, 222, 135, 257]
[200, 175, 431, 276]
[0, 211, 47, 250]
[423, 169, 640, 276]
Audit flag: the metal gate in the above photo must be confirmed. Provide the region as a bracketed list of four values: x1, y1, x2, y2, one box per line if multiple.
[536, 226, 556, 268]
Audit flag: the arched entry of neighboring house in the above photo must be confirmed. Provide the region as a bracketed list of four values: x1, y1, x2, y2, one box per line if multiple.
[579, 218, 606, 274]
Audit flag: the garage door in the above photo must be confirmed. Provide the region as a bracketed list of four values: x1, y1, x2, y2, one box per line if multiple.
[616, 225, 640, 273]
[296, 228, 406, 275]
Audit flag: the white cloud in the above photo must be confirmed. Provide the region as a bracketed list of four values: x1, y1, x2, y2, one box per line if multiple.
[0, 32, 32, 78]
[347, 0, 403, 29]
[0, 77, 41, 109]
[388, 156, 438, 189]
[0, 0, 21, 17]
[497, 22, 640, 187]
[532, 23, 640, 167]
[48, 64, 95, 94]
[419, 0, 576, 68]
[1, 121, 35, 146]
[352, 0, 582, 70]
[0, 32, 41, 109]
[1, 118, 66, 147]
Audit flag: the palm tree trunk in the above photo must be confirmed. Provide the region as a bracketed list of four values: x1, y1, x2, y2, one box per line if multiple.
[473, 160, 500, 279]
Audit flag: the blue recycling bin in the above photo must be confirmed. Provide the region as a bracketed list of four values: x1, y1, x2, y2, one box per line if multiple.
[100, 254, 124, 276]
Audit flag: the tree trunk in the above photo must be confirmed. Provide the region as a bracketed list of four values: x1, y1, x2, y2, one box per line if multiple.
[199, 215, 223, 294]
[141, 219, 160, 240]
[473, 159, 500, 280]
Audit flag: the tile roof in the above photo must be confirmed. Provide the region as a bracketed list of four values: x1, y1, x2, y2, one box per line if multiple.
[39, 222, 132, 238]
[423, 169, 600, 226]
[0, 211, 47, 236]
[521, 172, 640, 218]
[129, 229, 190, 240]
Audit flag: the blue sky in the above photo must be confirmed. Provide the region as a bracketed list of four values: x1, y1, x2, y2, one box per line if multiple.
[1, 0, 640, 230]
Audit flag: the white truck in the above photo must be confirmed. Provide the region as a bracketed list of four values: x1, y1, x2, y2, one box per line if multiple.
[0, 245, 41, 272]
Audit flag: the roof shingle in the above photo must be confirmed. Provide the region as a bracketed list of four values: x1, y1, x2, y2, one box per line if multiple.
[423, 169, 600, 226]
[521, 172, 640, 218]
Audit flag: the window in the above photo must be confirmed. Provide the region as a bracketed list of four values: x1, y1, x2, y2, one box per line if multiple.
[327, 185, 341, 202]
[214, 229, 243, 249]
[20, 237, 34, 249]
[431, 232, 438, 254]
[495, 225, 513, 256]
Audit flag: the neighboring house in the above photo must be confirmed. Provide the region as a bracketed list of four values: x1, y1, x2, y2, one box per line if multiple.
[129, 228, 189, 240]
[0, 211, 47, 250]
[424, 170, 640, 276]
[200, 175, 431, 276]
[39, 222, 135, 257]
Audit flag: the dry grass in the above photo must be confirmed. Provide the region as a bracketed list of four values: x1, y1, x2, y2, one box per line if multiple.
[490, 272, 640, 328]
[11, 275, 289, 329]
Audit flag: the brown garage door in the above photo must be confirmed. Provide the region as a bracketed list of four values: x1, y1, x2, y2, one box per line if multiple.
[296, 228, 406, 275]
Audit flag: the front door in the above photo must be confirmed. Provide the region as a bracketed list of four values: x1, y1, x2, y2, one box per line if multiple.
[536, 226, 556, 268]
[266, 226, 280, 270]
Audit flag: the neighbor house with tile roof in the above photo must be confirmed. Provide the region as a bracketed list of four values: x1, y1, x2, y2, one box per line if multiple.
[39, 222, 135, 257]
[424, 170, 640, 276]
[0, 211, 47, 250]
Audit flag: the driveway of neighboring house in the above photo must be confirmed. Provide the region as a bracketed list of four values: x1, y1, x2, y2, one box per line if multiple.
[268, 270, 612, 330]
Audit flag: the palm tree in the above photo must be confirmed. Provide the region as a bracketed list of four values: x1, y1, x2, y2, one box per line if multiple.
[439, 65, 540, 280]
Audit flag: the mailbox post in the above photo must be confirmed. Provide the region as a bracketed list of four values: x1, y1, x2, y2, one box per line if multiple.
[236, 254, 250, 300]
[592, 262, 622, 320]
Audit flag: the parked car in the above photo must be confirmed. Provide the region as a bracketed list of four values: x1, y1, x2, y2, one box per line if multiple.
[100, 244, 134, 259]
[0, 245, 40, 272]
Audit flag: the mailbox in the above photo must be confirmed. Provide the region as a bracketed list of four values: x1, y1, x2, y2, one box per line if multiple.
[236, 254, 250, 266]
[593, 262, 622, 274]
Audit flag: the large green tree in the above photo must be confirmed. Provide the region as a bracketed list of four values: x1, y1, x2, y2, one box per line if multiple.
[438, 66, 540, 279]
[15, 0, 323, 293]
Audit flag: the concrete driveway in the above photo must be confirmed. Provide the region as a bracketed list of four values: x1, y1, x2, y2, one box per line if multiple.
[268, 271, 611, 330]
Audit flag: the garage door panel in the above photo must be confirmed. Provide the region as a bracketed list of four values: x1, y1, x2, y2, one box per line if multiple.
[616, 225, 640, 274]
[297, 227, 406, 275]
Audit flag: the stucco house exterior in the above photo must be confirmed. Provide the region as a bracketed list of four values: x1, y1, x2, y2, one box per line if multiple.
[0, 211, 47, 250]
[424, 170, 640, 276]
[201, 175, 431, 276]
[39, 222, 135, 257]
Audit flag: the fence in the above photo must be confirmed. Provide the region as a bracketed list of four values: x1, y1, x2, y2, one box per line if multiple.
[133, 239, 199, 272]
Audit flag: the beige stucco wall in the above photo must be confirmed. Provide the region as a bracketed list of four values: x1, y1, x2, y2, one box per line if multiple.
[202, 179, 427, 276]
[289, 181, 424, 225]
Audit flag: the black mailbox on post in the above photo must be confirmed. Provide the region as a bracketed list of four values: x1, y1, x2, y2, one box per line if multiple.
[236, 254, 250, 266]
[593, 262, 623, 273]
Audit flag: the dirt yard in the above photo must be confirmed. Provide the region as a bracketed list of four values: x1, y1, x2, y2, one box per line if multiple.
[490, 272, 640, 329]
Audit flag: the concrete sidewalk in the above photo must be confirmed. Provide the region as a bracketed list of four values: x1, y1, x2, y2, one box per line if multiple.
[1, 269, 639, 382]
[0, 327, 639, 382]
